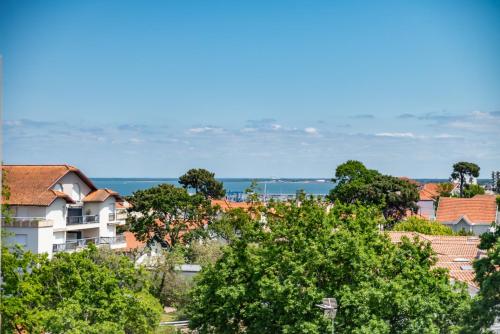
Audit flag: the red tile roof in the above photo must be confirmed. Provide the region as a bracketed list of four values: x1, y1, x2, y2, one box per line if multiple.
[436, 195, 497, 225]
[83, 189, 122, 202]
[419, 183, 440, 201]
[387, 231, 481, 288]
[211, 199, 254, 211]
[1, 165, 97, 206]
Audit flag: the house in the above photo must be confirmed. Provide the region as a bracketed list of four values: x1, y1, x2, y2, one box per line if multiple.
[417, 183, 440, 219]
[1, 164, 128, 256]
[436, 195, 498, 235]
[387, 231, 482, 296]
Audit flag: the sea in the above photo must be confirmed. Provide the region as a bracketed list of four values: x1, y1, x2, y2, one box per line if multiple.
[91, 178, 462, 197]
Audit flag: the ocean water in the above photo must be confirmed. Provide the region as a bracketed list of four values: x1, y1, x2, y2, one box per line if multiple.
[91, 178, 458, 197]
[92, 178, 335, 196]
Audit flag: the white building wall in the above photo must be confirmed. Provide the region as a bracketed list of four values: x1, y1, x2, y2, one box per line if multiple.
[417, 200, 435, 219]
[54, 172, 92, 201]
[12, 206, 46, 218]
[46, 199, 67, 229]
[98, 198, 116, 237]
[3, 226, 53, 255]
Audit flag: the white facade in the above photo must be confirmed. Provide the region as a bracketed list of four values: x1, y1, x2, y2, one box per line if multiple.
[3, 171, 127, 257]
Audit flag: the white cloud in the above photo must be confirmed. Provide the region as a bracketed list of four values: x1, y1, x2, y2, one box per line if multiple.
[375, 132, 415, 138]
[304, 127, 318, 134]
[271, 124, 282, 130]
[187, 126, 224, 134]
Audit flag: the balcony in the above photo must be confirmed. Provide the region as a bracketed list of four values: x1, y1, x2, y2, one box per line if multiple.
[53, 237, 99, 252]
[1, 217, 53, 228]
[108, 210, 127, 225]
[52, 235, 127, 253]
[66, 215, 99, 225]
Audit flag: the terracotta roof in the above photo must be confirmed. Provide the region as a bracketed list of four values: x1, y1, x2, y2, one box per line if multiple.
[124, 231, 146, 250]
[387, 231, 481, 287]
[436, 195, 497, 225]
[83, 188, 122, 202]
[419, 183, 440, 201]
[1, 165, 96, 206]
[116, 200, 132, 209]
[211, 199, 253, 211]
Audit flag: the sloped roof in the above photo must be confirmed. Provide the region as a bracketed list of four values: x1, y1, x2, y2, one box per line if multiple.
[211, 199, 253, 211]
[1, 165, 96, 206]
[419, 183, 440, 201]
[83, 188, 122, 202]
[436, 195, 497, 225]
[387, 231, 481, 288]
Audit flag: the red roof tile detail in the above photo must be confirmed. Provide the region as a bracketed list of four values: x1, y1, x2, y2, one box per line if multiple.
[388, 231, 480, 287]
[83, 189, 122, 202]
[436, 195, 497, 225]
[1, 165, 96, 206]
[419, 183, 440, 201]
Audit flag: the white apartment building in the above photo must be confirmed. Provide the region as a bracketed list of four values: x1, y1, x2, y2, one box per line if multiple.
[1, 164, 128, 256]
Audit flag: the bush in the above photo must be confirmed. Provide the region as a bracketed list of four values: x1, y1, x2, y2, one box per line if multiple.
[393, 216, 455, 235]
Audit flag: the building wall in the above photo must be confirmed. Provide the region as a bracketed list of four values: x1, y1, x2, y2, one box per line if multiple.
[46, 198, 67, 229]
[54, 172, 92, 201]
[3, 226, 53, 254]
[417, 200, 435, 219]
[98, 197, 116, 237]
[444, 220, 492, 236]
[12, 205, 46, 218]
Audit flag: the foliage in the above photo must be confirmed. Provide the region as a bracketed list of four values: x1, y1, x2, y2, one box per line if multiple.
[1, 168, 12, 223]
[179, 168, 225, 199]
[149, 247, 194, 311]
[0, 246, 162, 334]
[327, 160, 419, 223]
[186, 199, 470, 334]
[185, 240, 224, 267]
[497, 196, 500, 208]
[393, 216, 455, 235]
[127, 184, 217, 249]
[462, 184, 485, 198]
[461, 228, 500, 333]
[437, 182, 455, 197]
[451, 162, 480, 198]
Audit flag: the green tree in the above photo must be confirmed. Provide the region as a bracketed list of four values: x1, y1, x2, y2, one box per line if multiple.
[179, 168, 226, 199]
[127, 184, 216, 249]
[186, 199, 470, 334]
[0, 246, 162, 334]
[451, 162, 480, 198]
[436, 182, 455, 198]
[461, 228, 500, 333]
[327, 160, 419, 223]
[393, 216, 455, 235]
[462, 184, 485, 198]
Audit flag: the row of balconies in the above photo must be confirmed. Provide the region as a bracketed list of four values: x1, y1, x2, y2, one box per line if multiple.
[1, 209, 128, 227]
[52, 235, 127, 253]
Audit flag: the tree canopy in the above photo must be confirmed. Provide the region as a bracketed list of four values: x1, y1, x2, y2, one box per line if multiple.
[186, 199, 470, 334]
[461, 228, 500, 333]
[126, 183, 216, 249]
[179, 168, 226, 199]
[393, 216, 455, 235]
[0, 246, 162, 334]
[451, 162, 480, 198]
[462, 184, 485, 198]
[327, 160, 419, 223]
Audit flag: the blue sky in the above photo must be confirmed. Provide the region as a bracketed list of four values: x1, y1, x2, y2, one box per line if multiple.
[1, 0, 499, 178]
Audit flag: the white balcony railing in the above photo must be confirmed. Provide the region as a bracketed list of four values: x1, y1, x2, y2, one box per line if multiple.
[66, 215, 99, 225]
[1, 217, 46, 224]
[52, 235, 126, 253]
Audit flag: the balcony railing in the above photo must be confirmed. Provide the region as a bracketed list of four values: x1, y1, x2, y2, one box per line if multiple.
[1, 217, 45, 224]
[66, 215, 99, 225]
[99, 235, 126, 245]
[53, 235, 126, 253]
[52, 237, 99, 252]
